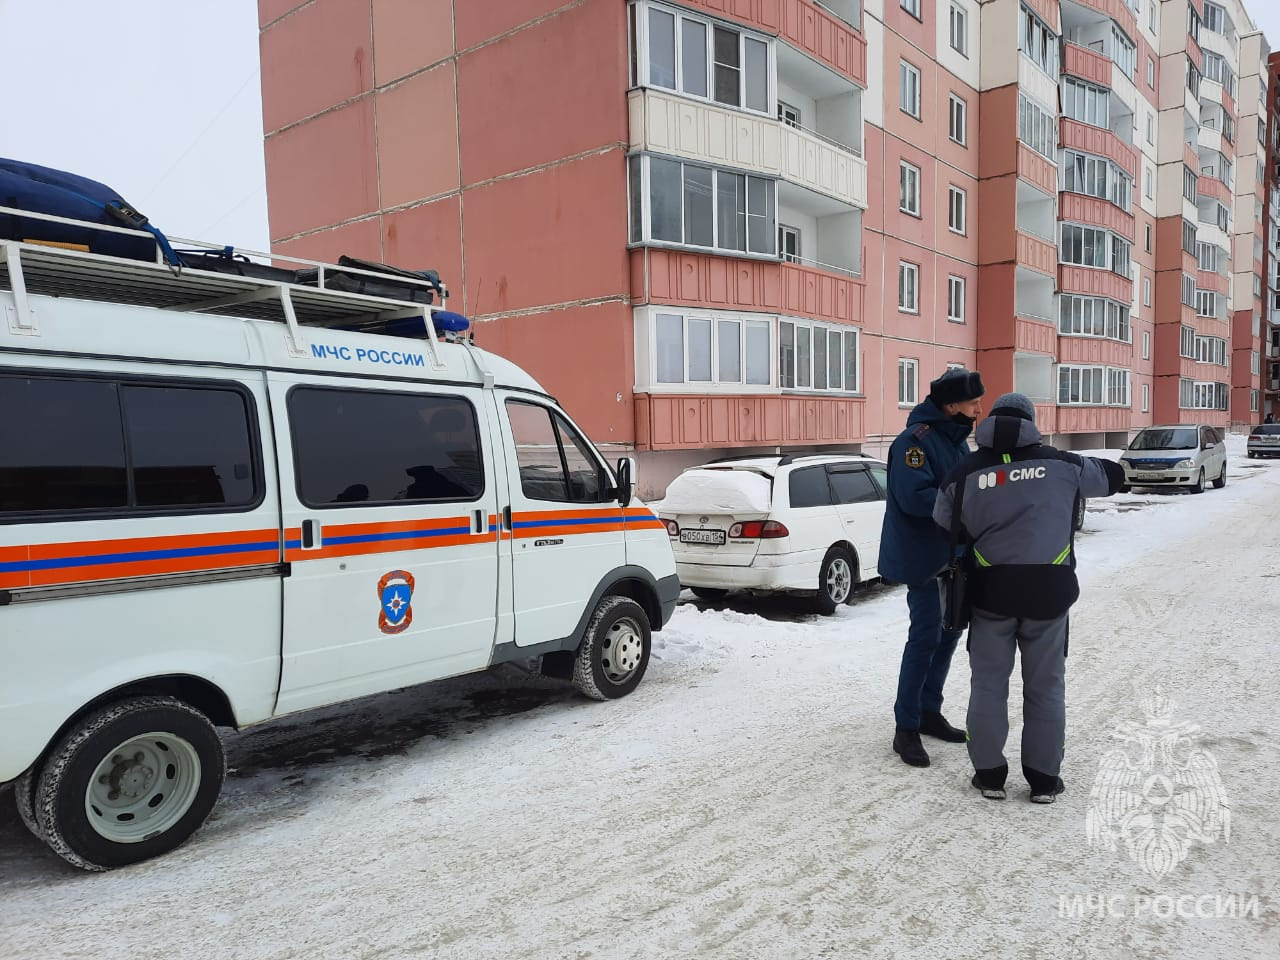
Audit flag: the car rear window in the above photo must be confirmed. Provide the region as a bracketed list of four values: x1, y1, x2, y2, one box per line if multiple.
[1250, 425, 1280, 436]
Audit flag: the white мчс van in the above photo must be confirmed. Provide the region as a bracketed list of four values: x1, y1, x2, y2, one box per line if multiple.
[0, 219, 678, 871]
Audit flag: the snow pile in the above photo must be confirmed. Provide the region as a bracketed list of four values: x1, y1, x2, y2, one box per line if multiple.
[656, 468, 773, 514]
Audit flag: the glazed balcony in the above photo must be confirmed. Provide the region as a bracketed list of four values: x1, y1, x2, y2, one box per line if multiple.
[627, 89, 867, 210]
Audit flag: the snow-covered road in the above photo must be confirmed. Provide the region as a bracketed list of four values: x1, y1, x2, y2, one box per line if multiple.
[3, 444, 1279, 959]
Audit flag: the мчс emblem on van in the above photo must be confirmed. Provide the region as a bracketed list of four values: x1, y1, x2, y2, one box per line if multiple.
[905, 446, 926, 469]
[377, 569, 416, 635]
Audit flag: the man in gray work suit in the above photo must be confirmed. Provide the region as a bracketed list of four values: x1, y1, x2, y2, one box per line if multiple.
[932, 393, 1125, 803]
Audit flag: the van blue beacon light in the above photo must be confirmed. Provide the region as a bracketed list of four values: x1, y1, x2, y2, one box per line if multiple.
[384, 310, 470, 339]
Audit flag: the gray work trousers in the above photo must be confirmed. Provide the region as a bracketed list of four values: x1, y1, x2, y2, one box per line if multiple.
[966, 607, 1069, 777]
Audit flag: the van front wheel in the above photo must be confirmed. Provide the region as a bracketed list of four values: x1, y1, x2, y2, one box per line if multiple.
[572, 596, 652, 701]
[35, 696, 225, 871]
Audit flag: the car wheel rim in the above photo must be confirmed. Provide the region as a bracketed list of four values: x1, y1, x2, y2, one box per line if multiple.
[84, 732, 202, 844]
[601, 617, 644, 683]
[826, 558, 852, 604]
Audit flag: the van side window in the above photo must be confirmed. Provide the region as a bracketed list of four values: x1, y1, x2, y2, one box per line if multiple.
[121, 385, 257, 507]
[0, 374, 258, 516]
[289, 387, 483, 506]
[505, 400, 608, 503]
[828, 466, 879, 504]
[788, 466, 833, 508]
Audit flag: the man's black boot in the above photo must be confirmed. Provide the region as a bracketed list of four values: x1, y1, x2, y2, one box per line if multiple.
[1025, 765, 1066, 804]
[893, 729, 930, 767]
[971, 764, 1009, 801]
[920, 710, 966, 743]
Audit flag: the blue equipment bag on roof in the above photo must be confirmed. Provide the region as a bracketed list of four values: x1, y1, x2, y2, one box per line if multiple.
[0, 157, 182, 266]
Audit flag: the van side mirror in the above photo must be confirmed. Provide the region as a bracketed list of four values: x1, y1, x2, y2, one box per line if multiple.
[615, 456, 636, 506]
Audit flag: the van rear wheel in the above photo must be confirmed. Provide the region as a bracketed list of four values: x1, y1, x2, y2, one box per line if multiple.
[34, 696, 225, 871]
[572, 596, 651, 701]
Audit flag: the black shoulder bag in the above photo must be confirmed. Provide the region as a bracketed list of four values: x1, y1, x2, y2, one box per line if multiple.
[939, 475, 971, 632]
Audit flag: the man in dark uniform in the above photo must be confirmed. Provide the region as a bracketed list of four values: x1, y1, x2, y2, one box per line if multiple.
[933, 393, 1125, 802]
[879, 367, 985, 768]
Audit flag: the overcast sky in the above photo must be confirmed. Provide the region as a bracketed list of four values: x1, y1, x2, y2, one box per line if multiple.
[2, 0, 1279, 260]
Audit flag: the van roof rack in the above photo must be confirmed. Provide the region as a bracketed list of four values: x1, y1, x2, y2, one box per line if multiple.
[1, 206, 457, 366]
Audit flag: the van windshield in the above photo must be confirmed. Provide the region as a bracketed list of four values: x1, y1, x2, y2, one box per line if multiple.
[1130, 428, 1198, 450]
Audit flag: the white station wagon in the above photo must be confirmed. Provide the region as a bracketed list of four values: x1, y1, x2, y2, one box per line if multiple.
[656, 454, 888, 614]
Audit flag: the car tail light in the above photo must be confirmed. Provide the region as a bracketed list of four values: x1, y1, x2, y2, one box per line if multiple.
[728, 520, 789, 539]
[663, 519, 680, 537]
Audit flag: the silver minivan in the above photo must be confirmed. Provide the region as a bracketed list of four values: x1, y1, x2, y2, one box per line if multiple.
[1118, 424, 1227, 493]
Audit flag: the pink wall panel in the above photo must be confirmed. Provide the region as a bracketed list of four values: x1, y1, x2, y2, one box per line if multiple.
[1056, 405, 1133, 433]
[1057, 336, 1134, 366]
[371, 0, 454, 86]
[461, 152, 630, 315]
[382, 195, 463, 307]
[1059, 194, 1135, 238]
[481, 302, 634, 444]
[457, 1, 628, 185]
[1060, 119, 1138, 180]
[1058, 265, 1133, 303]
[633, 393, 865, 449]
[454, 0, 570, 51]
[273, 216, 383, 265]
[1017, 146, 1058, 197]
[1196, 270, 1229, 294]
[265, 98, 379, 241]
[1024, 0, 1061, 31]
[260, 1, 373, 134]
[376, 63, 460, 208]
[1017, 233, 1058, 276]
[259, 0, 303, 28]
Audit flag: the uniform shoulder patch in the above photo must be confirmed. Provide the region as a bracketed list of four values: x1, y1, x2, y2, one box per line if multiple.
[905, 446, 927, 469]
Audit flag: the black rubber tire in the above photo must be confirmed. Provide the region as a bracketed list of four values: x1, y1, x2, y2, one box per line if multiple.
[572, 596, 652, 701]
[14, 766, 41, 839]
[813, 546, 856, 616]
[1118, 483, 1131, 494]
[34, 696, 225, 871]
[1190, 468, 1205, 494]
[1212, 462, 1226, 489]
[690, 587, 729, 600]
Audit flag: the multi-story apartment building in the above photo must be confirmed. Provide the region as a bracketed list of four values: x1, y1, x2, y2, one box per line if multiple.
[256, 0, 1272, 495]
[1264, 50, 1280, 419]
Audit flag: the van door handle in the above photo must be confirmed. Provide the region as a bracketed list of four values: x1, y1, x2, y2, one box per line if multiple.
[502, 505, 512, 531]
[301, 519, 321, 549]
[472, 509, 485, 535]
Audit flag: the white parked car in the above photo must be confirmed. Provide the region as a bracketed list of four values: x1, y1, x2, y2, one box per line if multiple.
[1118, 424, 1227, 493]
[656, 454, 888, 614]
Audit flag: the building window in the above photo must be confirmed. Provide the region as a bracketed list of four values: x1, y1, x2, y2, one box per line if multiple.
[1149, 2, 1157, 32]
[638, 4, 772, 114]
[1143, 277, 1151, 306]
[1142, 382, 1150, 412]
[1203, 2, 1235, 42]
[1145, 224, 1152, 252]
[1147, 57, 1155, 88]
[778, 319, 859, 392]
[779, 224, 801, 263]
[1252, 351, 1260, 375]
[947, 274, 966, 323]
[652, 309, 772, 387]
[1251, 388, 1259, 412]
[1182, 219, 1197, 256]
[1145, 166, 1154, 199]
[1018, 5, 1058, 76]
[1186, 61, 1201, 99]
[900, 60, 921, 119]
[628, 155, 776, 256]
[949, 4, 969, 57]
[1019, 94, 1057, 159]
[1181, 275, 1195, 308]
[900, 161, 921, 216]
[1062, 78, 1110, 128]
[1182, 165, 1197, 202]
[1202, 52, 1237, 99]
[1062, 150, 1132, 211]
[1195, 291, 1219, 319]
[898, 358, 919, 406]
[948, 185, 967, 235]
[1186, 381, 1229, 410]
[1180, 324, 1196, 359]
[949, 94, 968, 145]
[1142, 331, 1151, 360]
[1058, 365, 1130, 406]
[1196, 241, 1221, 272]
[1059, 295, 1131, 342]
[1109, 24, 1136, 80]
[1060, 224, 1127, 275]
[778, 101, 801, 128]
[1194, 335, 1227, 365]
[901, 0, 922, 19]
[898, 261, 920, 313]
[1147, 113, 1154, 145]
